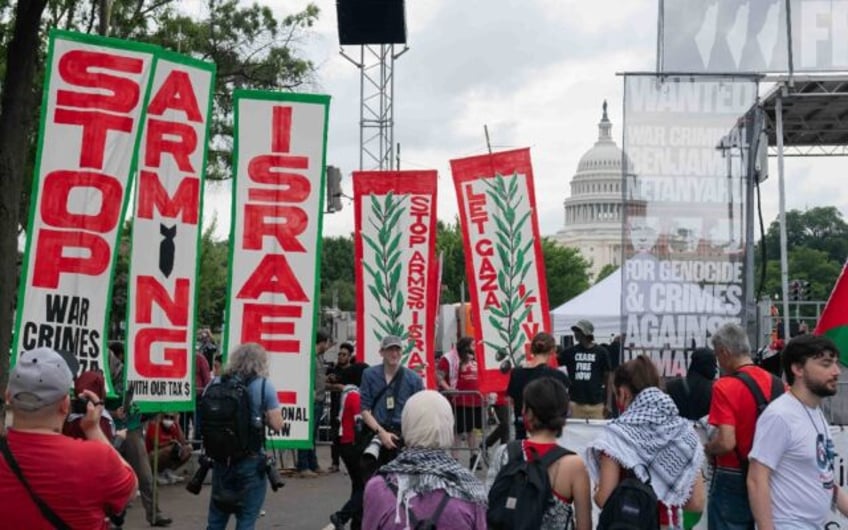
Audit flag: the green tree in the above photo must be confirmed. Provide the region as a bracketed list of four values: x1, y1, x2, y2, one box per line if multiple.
[435, 220, 467, 304]
[320, 235, 355, 310]
[755, 208, 846, 310]
[596, 263, 617, 284]
[541, 238, 591, 307]
[196, 221, 230, 331]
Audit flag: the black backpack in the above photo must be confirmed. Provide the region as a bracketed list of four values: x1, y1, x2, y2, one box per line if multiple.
[199, 375, 262, 461]
[731, 369, 784, 472]
[487, 440, 571, 530]
[596, 466, 659, 530]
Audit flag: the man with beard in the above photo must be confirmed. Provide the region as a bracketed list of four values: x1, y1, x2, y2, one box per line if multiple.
[748, 335, 848, 529]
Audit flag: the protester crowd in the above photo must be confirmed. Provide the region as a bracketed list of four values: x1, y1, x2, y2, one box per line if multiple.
[0, 320, 845, 529]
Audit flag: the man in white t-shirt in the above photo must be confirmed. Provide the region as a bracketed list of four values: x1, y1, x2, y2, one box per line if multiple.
[748, 334, 848, 529]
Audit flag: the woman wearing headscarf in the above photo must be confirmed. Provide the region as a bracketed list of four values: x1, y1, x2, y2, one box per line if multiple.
[587, 355, 705, 529]
[362, 390, 488, 529]
[487, 377, 592, 530]
[666, 347, 717, 420]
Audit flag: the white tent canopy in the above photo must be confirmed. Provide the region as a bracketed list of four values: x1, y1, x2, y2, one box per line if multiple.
[551, 268, 623, 341]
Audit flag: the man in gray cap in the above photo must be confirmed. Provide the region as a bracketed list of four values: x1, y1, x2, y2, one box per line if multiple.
[558, 319, 612, 419]
[0, 347, 137, 528]
[358, 334, 423, 479]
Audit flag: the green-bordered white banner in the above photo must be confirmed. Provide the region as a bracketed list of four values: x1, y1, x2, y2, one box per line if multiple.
[13, 30, 157, 396]
[124, 52, 216, 413]
[223, 91, 330, 449]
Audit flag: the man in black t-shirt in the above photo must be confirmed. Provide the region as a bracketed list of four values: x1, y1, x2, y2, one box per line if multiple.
[558, 319, 611, 419]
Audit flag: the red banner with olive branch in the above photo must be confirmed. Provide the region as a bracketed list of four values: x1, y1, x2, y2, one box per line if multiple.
[353, 171, 439, 389]
[451, 148, 551, 393]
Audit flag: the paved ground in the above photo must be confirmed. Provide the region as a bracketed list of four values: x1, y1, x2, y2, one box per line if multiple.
[122, 445, 487, 529]
[123, 446, 350, 529]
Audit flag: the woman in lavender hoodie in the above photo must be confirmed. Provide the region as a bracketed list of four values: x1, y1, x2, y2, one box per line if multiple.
[362, 390, 488, 529]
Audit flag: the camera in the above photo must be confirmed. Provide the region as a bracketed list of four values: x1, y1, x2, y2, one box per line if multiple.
[71, 397, 90, 415]
[186, 454, 213, 495]
[264, 456, 285, 492]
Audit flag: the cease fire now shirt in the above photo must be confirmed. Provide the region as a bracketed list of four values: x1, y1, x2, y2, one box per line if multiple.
[559, 343, 611, 405]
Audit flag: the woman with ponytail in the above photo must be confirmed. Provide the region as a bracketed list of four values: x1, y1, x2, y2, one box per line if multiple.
[586, 355, 705, 529]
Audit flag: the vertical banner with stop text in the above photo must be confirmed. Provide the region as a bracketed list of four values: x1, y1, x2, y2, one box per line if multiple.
[125, 52, 216, 412]
[224, 91, 329, 449]
[353, 171, 439, 389]
[450, 148, 551, 393]
[13, 30, 157, 395]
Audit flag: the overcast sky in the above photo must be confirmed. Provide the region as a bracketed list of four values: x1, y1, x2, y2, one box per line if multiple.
[201, 0, 848, 241]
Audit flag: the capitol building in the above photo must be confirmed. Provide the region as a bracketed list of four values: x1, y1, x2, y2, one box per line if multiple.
[554, 102, 625, 279]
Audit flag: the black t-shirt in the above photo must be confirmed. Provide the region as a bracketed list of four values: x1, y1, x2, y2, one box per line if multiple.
[506, 364, 571, 424]
[340, 362, 368, 387]
[559, 343, 611, 405]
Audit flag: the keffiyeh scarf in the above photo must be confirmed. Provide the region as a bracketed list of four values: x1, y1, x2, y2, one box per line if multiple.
[378, 447, 487, 527]
[584, 387, 703, 507]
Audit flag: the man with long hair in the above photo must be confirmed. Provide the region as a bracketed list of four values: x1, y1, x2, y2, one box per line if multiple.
[206, 343, 284, 530]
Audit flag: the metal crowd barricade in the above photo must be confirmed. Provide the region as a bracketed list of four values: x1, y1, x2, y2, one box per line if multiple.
[439, 389, 500, 473]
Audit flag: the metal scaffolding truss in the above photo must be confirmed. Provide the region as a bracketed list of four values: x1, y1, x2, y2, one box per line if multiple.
[762, 76, 848, 157]
[341, 44, 409, 170]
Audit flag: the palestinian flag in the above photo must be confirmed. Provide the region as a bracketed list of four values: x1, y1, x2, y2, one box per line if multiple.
[815, 262, 848, 365]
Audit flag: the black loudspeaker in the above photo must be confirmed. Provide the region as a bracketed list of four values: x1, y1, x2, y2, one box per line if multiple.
[336, 0, 407, 45]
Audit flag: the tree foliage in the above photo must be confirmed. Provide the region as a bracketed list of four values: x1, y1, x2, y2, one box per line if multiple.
[321, 235, 355, 311]
[756, 207, 848, 311]
[540, 238, 591, 307]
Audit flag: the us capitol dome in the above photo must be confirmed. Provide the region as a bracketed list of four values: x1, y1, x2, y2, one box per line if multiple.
[554, 101, 625, 279]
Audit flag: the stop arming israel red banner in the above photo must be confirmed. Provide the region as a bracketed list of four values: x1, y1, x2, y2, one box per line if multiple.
[13, 30, 157, 395]
[451, 148, 552, 393]
[124, 52, 216, 413]
[353, 171, 439, 389]
[224, 91, 329, 449]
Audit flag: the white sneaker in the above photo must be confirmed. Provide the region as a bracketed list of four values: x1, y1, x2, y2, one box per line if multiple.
[164, 469, 184, 483]
[156, 472, 170, 486]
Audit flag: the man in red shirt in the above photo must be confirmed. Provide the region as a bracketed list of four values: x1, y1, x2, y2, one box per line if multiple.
[0, 347, 137, 529]
[705, 323, 783, 530]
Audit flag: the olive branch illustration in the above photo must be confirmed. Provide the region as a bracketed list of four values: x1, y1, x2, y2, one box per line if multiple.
[361, 192, 416, 362]
[482, 173, 534, 369]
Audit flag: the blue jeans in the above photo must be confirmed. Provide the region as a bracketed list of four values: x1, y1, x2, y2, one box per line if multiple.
[207, 456, 266, 530]
[297, 401, 323, 471]
[708, 468, 754, 530]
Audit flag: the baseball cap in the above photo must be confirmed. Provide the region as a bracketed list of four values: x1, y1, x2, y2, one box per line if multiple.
[571, 319, 595, 337]
[380, 335, 404, 350]
[8, 347, 74, 411]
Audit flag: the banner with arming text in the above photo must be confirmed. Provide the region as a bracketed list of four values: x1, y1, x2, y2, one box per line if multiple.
[353, 171, 439, 388]
[621, 75, 757, 376]
[13, 30, 158, 395]
[224, 91, 329, 449]
[125, 52, 216, 412]
[450, 149, 552, 393]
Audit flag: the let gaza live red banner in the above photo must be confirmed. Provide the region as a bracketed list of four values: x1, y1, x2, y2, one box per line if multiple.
[451, 148, 552, 393]
[124, 52, 216, 412]
[223, 91, 329, 449]
[13, 31, 157, 395]
[353, 171, 439, 388]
